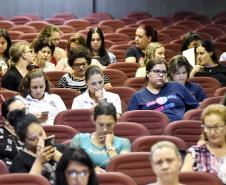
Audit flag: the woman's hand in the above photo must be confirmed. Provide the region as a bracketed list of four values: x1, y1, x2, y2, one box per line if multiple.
[95, 166, 106, 174]
[36, 145, 55, 164]
[95, 90, 104, 101]
[190, 65, 204, 77]
[105, 134, 114, 148]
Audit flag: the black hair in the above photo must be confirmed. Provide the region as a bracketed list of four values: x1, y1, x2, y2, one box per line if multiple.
[15, 112, 41, 142]
[68, 47, 92, 67]
[138, 24, 158, 42]
[0, 29, 12, 62]
[181, 32, 201, 52]
[85, 65, 103, 81]
[55, 148, 98, 185]
[86, 27, 111, 66]
[32, 38, 55, 56]
[7, 109, 26, 129]
[94, 102, 117, 122]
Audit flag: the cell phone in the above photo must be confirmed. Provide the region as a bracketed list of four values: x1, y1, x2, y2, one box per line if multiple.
[41, 111, 49, 116]
[44, 135, 55, 147]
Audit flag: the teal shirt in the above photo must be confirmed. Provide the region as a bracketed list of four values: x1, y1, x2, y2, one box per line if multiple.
[70, 133, 131, 169]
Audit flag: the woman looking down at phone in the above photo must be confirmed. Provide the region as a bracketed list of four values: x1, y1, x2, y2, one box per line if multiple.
[18, 69, 66, 125]
[71, 65, 122, 117]
[9, 110, 62, 184]
[70, 102, 131, 173]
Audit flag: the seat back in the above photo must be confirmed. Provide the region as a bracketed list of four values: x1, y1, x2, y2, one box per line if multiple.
[54, 109, 95, 133]
[124, 77, 146, 90]
[98, 20, 125, 31]
[45, 71, 67, 87]
[163, 120, 202, 148]
[214, 87, 226, 96]
[104, 33, 130, 45]
[98, 172, 137, 185]
[119, 110, 169, 135]
[107, 152, 154, 185]
[132, 135, 188, 152]
[188, 77, 221, 97]
[25, 21, 50, 32]
[0, 173, 51, 185]
[43, 125, 77, 144]
[183, 109, 203, 121]
[50, 88, 80, 109]
[115, 122, 149, 143]
[200, 96, 223, 108]
[64, 19, 91, 31]
[17, 33, 39, 43]
[103, 69, 128, 87]
[0, 160, 8, 174]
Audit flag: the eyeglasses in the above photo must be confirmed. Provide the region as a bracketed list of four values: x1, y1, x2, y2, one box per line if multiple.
[150, 69, 167, 76]
[73, 63, 88, 68]
[202, 125, 225, 133]
[90, 80, 104, 87]
[66, 170, 89, 178]
[24, 50, 33, 54]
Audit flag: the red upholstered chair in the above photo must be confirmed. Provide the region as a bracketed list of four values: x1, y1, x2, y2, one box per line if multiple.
[64, 19, 91, 31]
[174, 20, 203, 30]
[179, 172, 223, 185]
[0, 160, 8, 174]
[0, 90, 18, 104]
[50, 88, 80, 109]
[88, 12, 113, 21]
[51, 13, 77, 20]
[126, 11, 152, 20]
[116, 27, 136, 41]
[104, 33, 130, 45]
[212, 11, 226, 20]
[119, 110, 169, 135]
[0, 173, 51, 185]
[54, 109, 95, 133]
[58, 25, 75, 33]
[25, 21, 50, 32]
[98, 172, 137, 185]
[159, 28, 185, 40]
[108, 49, 126, 62]
[188, 77, 221, 97]
[86, 25, 113, 33]
[171, 11, 197, 23]
[110, 43, 130, 51]
[98, 20, 125, 32]
[107, 62, 139, 78]
[120, 17, 137, 25]
[157, 32, 172, 44]
[200, 96, 223, 109]
[163, 120, 202, 148]
[45, 18, 65, 25]
[107, 152, 154, 185]
[58, 39, 68, 50]
[132, 135, 188, 152]
[9, 16, 32, 25]
[0, 21, 15, 29]
[43, 125, 77, 144]
[196, 27, 224, 39]
[183, 109, 204, 121]
[61, 33, 74, 40]
[9, 25, 37, 33]
[164, 24, 192, 33]
[8, 31, 23, 40]
[17, 33, 39, 43]
[185, 14, 211, 25]
[214, 87, 226, 96]
[103, 69, 128, 87]
[115, 121, 149, 143]
[137, 18, 164, 30]
[124, 77, 146, 90]
[44, 71, 67, 87]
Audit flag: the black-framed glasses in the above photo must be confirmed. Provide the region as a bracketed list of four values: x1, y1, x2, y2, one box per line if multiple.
[72, 63, 88, 68]
[202, 125, 225, 133]
[66, 170, 89, 178]
[150, 69, 167, 76]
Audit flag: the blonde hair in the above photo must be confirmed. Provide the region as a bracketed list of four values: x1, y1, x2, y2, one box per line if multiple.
[144, 42, 164, 66]
[9, 42, 30, 64]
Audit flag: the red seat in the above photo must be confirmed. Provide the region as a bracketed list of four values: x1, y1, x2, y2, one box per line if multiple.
[17, 32, 38, 43]
[51, 13, 77, 20]
[196, 27, 224, 39]
[110, 43, 130, 52]
[119, 110, 169, 135]
[200, 96, 223, 109]
[183, 109, 204, 121]
[116, 27, 136, 41]
[9, 25, 37, 33]
[159, 28, 185, 40]
[124, 77, 146, 90]
[98, 20, 125, 32]
[108, 49, 126, 62]
[137, 18, 164, 30]
[88, 12, 113, 21]
[44, 71, 67, 87]
[64, 19, 91, 31]
[174, 20, 203, 30]
[163, 120, 202, 148]
[9, 16, 32, 25]
[54, 109, 95, 133]
[132, 135, 188, 152]
[58, 25, 75, 33]
[45, 18, 66, 25]
[8, 31, 24, 40]
[126, 11, 152, 20]
[158, 32, 172, 44]
[104, 33, 130, 45]
[87, 25, 113, 33]
[214, 87, 226, 96]
[103, 69, 128, 87]
[0, 160, 8, 175]
[0, 21, 15, 30]
[171, 11, 197, 22]
[25, 21, 50, 32]
[115, 122, 149, 143]
[185, 14, 211, 25]
[58, 39, 68, 50]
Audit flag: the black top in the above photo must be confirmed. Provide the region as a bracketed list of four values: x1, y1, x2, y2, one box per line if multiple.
[1, 66, 23, 91]
[125, 46, 144, 63]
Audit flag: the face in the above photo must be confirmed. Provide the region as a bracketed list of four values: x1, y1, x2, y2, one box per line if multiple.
[151, 147, 181, 181]
[171, 66, 188, 85]
[203, 114, 226, 146]
[188, 40, 200, 49]
[0, 36, 7, 55]
[25, 123, 46, 150]
[23, 46, 34, 64]
[87, 74, 104, 94]
[154, 47, 165, 60]
[72, 58, 88, 78]
[65, 161, 90, 185]
[36, 46, 52, 67]
[51, 31, 60, 47]
[95, 115, 116, 138]
[91, 32, 102, 52]
[196, 46, 212, 66]
[147, 64, 167, 89]
[30, 76, 46, 100]
[135, 28, 150, 50]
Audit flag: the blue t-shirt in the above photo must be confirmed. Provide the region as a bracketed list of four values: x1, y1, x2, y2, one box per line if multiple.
[70, 133, 131, 169]
[128, 82, 199, 122]
[185, 81, 207, 102]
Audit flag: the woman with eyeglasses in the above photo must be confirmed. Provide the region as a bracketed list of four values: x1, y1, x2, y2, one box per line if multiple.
[1, 42, 33, 91]
[58, 47, 111, 93]
[9, 110, 62, 185]
[128, 58, 199, 122]
[71, 65, 121, 117]
[70, 102, 130, 173]
[181, 104, 226, 185]
[55, 148, 98, 185]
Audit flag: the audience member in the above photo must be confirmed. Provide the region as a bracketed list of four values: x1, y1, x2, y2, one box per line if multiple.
[181, 32, 201, 52]
[9, 110, 62, 185]
[1, 42, 33, 91]
[125, 24, 158, 64]
[128, 58, 199, 122]
[168, 55, 207, 102]
[70, 102, 131, 172]
[19, 69, 66, 125]
[58, 47, 111, 93]
[55, 148, 99, 185]
[87, 27, 116, 69]
[56, 32, 87, 72]
[0, 29, 12, 74]
[190, 40, 226, 86]
[0, 97, 25, 167]
[32, 39, 56, 72]
[181, 104, 226, 185]
[148, 141, 183, 185]
[136, 42, 165, 77]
